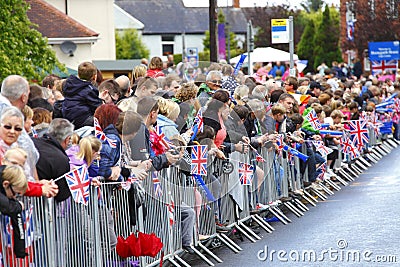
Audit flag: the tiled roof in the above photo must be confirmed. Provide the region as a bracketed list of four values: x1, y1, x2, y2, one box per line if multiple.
[115, 0, 247, 34]
[26, 0, 99, 38]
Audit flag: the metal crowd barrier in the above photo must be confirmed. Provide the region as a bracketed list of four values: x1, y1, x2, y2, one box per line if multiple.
[0, 134, 398, 266]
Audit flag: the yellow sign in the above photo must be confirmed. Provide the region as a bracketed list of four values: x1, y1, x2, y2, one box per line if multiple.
[271, 19, 287, 27]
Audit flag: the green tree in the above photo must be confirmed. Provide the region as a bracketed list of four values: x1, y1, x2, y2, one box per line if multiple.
[115, 29, 149, 59]
[313, 6, 342, 70]
[0, 0, 65, 82]
[297, 19, 316, 73]
[300, 0, 325, 13]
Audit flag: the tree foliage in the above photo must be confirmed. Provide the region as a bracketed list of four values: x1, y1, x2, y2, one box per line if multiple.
[313, 6, 342, 70]
[115, 28, 149, 59]
[0, 0, 65, 82]
[296, 19, 315, 73]
[300, 0, 325, 13]
[340, 0, 400, 59]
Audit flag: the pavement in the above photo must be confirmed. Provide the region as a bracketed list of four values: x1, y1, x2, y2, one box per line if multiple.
[187, 146, 400, 266]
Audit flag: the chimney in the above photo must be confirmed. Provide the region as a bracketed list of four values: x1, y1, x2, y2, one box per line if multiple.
[233, 0, 240, 8]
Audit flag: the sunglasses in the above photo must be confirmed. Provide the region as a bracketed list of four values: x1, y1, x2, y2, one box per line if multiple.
[1, 124, 23, 132]
[211, 80, 222, 85]
[9, 185, 21, 197]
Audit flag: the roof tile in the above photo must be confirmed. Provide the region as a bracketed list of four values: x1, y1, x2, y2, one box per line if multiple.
[26, 0, 99, 38]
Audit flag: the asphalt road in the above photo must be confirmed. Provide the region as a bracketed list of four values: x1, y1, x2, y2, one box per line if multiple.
[187, 146, 400, 267]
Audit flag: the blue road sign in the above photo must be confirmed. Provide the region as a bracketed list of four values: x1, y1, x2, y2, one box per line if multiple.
[369, 41, 400, 61]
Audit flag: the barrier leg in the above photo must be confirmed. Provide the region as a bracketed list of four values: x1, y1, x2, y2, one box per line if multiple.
[217, 233, 242, 253]
[358, 156, 372, 167]
[386, 139, 398, 148]
[197, 242, 224, 262]
[346, 167, 358, 179]
[251, 214, 274, 232]
[303, 190, 318, 204]
[168, 256, 183, 267]
[381, 143, 392, 153]
[335, 171, 350, 186]
[318, 183, 334, 195]
[283, 202, 303, 217]
[174, 254, 192, 267]
[355, 160, 368, 170]
[267, 207, 288, 224]
[375, 146, 387, 156]
[309, 188, 328, 200]
[189, 246, 216, 266]
[325, 179, 341, 191]
[293, 198, 310, 211]
[238, 220, 261, 240]
[234, 224, 257, 242]
[365, 153, 378, 163]
[350, 165, 362, 175]
[371, 148, 383, 159]
[370, 150, 382, 161]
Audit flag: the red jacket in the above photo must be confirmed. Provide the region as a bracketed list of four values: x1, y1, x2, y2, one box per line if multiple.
[146, 69, 165, 78]
[24, 182, 43, 197]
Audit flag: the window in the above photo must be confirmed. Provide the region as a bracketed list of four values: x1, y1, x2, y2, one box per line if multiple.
[162, 44, 174, 56]
[161, 35, 175, 56]
[368, 0, 375, 19]
[386, 0, 399, 19]
[346, 1, 357, 22]
[161, 35, 174, 42]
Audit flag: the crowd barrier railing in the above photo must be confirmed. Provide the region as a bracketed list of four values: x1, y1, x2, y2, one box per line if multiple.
[0, 134, 398, 266]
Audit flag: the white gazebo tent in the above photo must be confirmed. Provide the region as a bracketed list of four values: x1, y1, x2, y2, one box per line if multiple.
[230, 47, 299, 65]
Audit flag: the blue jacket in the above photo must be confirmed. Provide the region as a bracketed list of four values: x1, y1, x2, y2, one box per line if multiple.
[62, 75, 102, 129]
[98, 124, 122, 181]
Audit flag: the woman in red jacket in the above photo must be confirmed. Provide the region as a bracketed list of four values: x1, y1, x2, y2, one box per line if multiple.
[146, 56, 165, 78]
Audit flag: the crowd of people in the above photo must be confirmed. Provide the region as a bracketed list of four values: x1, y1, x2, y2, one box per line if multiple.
[0, 55, 398, 258]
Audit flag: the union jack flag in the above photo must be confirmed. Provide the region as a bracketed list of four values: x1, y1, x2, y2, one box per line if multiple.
[276, 134, 284, 155]
[239, 162, 254, 185]
[316, 162, 327, 180]
[255, 150, 266, 162]
[4, 216, 12, 248]
[371, 60, 397, 75]
[305, 109, 322, 131]
[24, 205, 34, 246]
[154, 125, 174, 150]
[193, 107, 204, 133]
[31, 127, 38, 138]
[312, 141, 333, 157]
[121, 174, 140, 191]
[167, 193, 175, 227]
[65, 166, 91, 205]
[340, 136, 359, 159]
[94, 117, 117, 148]
[152, 171, 163, 197]
[287, 150, 295, 165]
[348, 120, 369, 151]
[191, 145, 208, 175]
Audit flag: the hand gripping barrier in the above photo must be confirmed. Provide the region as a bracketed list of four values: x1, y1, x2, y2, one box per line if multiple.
[0, 133, 398, 266]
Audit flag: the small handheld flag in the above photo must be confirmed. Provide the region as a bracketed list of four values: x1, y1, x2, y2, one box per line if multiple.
[65, 166, 91, 205]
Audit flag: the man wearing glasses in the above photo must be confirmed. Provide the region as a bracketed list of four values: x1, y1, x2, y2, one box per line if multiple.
[197, 70, 223, 106]
[283, 76, 299, 94]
